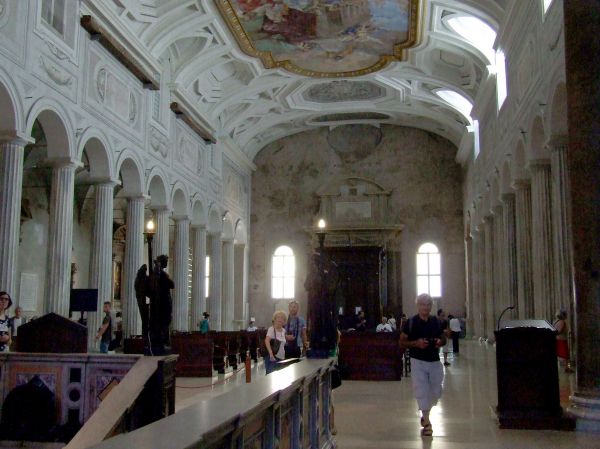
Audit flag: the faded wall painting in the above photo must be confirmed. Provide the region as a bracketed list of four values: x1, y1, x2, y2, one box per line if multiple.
[217, 0, 421, 77]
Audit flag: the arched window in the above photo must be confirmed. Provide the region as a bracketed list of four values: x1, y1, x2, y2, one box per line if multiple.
[272, 246, 295, 299]
[205, 256, 210, 299]
[417, 243, 441, 297]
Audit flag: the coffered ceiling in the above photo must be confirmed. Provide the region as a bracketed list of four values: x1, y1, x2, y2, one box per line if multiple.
[84, 0, 510, 162]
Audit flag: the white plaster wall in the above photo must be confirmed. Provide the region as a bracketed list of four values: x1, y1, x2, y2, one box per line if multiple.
[249, 125, 466, 328]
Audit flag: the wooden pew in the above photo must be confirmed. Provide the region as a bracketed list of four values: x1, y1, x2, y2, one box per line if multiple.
[171, 333, 214, 377]
[210, 331, 228, 374]
[338, 331, 403, 380]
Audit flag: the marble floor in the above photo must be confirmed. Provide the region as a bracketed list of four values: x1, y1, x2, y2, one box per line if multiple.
[334, 340, 599, 449]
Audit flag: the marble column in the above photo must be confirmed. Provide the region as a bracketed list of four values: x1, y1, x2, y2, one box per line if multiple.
[173, 217, 190, 331]
[152, 207, 170, 258]
[191, 225, 207, 329]
[483, 216, 496, 340]
[513, 181, 534, 319]
[464, 235, 474, 337]
[470, 229, 482, 338]
[550, 138, 574, 315]
[88, 181, 115, 349]
[209, 234, 223, 331]
[529, 161, 556, 321]
[0, 138, 26, 297]
[233, 244, 247, 330]
[493, 205, 506, 320]
[221, 238, 235, 331]
[45, 159, 80, 316]
[563, 0, 600, 429]
[501, 193, 518, 316]
[122, 196, 145, 337]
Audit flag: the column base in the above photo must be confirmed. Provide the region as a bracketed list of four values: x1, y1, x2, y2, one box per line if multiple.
[568, 393, 600, 432]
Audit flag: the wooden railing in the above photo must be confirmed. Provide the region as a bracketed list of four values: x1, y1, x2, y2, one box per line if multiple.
[83, 359, 336, 449]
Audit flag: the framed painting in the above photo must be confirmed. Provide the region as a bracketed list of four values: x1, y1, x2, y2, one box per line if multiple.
[216, 0, 422, 77]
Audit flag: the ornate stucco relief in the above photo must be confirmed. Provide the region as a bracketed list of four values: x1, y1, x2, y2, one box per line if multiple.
[303, 80, 385, 102]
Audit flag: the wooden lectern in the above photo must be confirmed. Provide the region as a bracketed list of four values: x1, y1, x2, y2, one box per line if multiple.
[494, 320, 574, 430]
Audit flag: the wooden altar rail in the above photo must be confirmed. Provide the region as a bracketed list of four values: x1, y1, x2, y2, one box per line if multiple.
[65, 355, 178, 449]
[124, 330, 266, 377]
[84, 359, 337, 449]
[338, 331, 404, 380]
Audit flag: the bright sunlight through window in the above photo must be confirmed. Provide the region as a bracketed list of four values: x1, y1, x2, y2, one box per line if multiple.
[446, 15, 496, 63]
[272, 246, 295, 299]
[417, 243, 442, 298]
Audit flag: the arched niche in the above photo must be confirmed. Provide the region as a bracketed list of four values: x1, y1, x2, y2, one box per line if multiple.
[148, 173, 168, 208]
[512, 139, 528, 182]
[528, 116, 548, 161]
[26, 101, 73, 159]
[116, 153, 144, 197]
[191, 199, 206, 227]
[234, 219, 247, 245]
[207, 205, 222, 235]
[78, 131, 114, 180]
[0, 76, 20, 134]
[548, 83, 568, 140]
[222, 212, 234, 240]
[171, 185, 189, 217]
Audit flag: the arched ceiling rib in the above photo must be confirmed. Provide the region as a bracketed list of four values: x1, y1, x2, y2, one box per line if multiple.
[92, 0, 508, 160]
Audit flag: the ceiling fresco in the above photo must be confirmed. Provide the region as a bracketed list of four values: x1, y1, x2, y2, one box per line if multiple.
[303, 80, 385, 102]
[216, 0, 421, 77]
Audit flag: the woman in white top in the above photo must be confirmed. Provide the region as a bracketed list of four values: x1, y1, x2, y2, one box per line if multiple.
[265, 310, 287, 374]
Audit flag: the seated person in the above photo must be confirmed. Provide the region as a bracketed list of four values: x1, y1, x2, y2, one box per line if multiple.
[376, 316, 393, 332]
[355, 311, 367, 332]
[247, 317, 258, 332]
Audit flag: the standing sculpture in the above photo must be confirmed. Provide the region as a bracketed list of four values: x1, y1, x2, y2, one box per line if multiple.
[134, 255, 174, 355]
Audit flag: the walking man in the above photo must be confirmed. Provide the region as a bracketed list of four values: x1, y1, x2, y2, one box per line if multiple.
[400, 294, 446, 436]
[95, 301, 113, 354]
[285, 301, 307, 358]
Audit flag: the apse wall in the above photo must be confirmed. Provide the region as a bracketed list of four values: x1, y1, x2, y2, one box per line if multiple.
[249, 124, 465, 328]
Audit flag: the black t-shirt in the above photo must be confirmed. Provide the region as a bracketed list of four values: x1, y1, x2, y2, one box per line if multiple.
[401, 315, 443, 362]
[101, 313, 112, 344]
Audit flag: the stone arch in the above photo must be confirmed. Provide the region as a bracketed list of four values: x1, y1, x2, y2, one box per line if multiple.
[234, 219, 247, 245]
[77, 129, 114, 180]
[116, 151, 145, 197]
[0, 69, 23, 134]
[26, 99, 74, 159]
[527, 116, 548, 161]
[548, 82, 568, 140]
[147, 171, 169, 208]
[222, 212, 234, 240]
[191, 199, 207, 226]
[207, 204, 222, 235]
[171, 183, 189, 217]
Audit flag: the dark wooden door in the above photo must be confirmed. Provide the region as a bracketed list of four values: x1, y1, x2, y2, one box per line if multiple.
[323, 246, 382, 330]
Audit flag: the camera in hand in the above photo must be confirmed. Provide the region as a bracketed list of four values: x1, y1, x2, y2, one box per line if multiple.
[426, 338, 437, 347]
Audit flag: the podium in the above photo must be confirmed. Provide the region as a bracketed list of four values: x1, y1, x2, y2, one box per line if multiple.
[494, 320, 574, 429]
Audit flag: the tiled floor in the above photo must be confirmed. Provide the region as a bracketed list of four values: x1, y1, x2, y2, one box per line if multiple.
[334, 340, 599, 449]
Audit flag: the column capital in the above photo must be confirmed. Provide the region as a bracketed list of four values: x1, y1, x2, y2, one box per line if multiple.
[172, 214, 190, 222]
[0, 131, 34, 146]
[125, 194, 149, 202]
[547, 135, 569, 151]
[222, 237, 234, 243]
[511, 179, 531, 190]
[501, 192, 516, 203]
[527, 158, 552, 171]
[91, 178, 120, 188]
[192, 224, 207, 230]
[48, 157, 84, 170]
[150, 205, 171, 213]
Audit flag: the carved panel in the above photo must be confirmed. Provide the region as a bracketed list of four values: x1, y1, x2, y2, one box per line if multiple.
[0, 0, 29, 65]
[32, 48, 78, 102]
[149, 126, 169, 158]
[303, 80, 385, 103]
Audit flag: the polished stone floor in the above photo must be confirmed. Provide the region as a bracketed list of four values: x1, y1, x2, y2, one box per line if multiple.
[334, 340, 599, 449]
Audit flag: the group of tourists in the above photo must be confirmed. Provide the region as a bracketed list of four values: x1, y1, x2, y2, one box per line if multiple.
[0, 292, 26, 352]
[264, 300, 308, 374]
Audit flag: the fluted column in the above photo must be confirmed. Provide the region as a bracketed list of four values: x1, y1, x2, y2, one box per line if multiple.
[173, 217, 190, 331]
[191, 225, 207, 329]
[470, 229, 482, 338]
[550, 138, 574, 315]
[152, 207, 170, 258]
[493, 205, 506, 319]
[529, 161, 556, 321]
[123, 196, 145, 337]
[88, 181, 116, 349]
[483, 216, 495, 340]
[502, 193, 518, 314]
[46, 159, 81, 316]
[513, 181, 534, 319]
[0, 138, 26, 297]
[209, 234, 223, 330]
[221, 238, 235, 331]
[564, 0, 600, 428]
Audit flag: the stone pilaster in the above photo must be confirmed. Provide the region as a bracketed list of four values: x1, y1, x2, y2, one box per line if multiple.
[221, 238, 235, 331]
[122, 196, 145, 337]
[173, 217, 190, 331]
[501, 193, 518, 315]
[493, 205, 506, 320]
[563, 0, 600, 429]
[513, 181, 534, 319]
[529, 161, 556, 321]
[482, 217, 496, 340]
[209, 233, 222, 330]
[191, 225, 207, 329]
[46, 159, 81, 316]
[88, 182, 116, 349]
[470, 229, 482, 338]
[152, 207, 170, 258]
[0, 138, 26, 297]
[550, 138, 574, 316]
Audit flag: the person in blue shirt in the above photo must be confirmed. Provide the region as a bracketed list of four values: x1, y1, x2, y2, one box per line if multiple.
[198, 312, 210, 334]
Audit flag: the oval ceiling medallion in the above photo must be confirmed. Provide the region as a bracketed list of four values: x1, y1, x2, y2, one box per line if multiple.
[216, 0, 422, 77]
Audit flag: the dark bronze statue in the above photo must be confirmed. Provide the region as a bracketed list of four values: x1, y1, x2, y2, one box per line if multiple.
[134, 255, 174, 355]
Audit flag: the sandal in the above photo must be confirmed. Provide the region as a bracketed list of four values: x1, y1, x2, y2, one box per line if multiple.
[421, 423, 433, 436]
